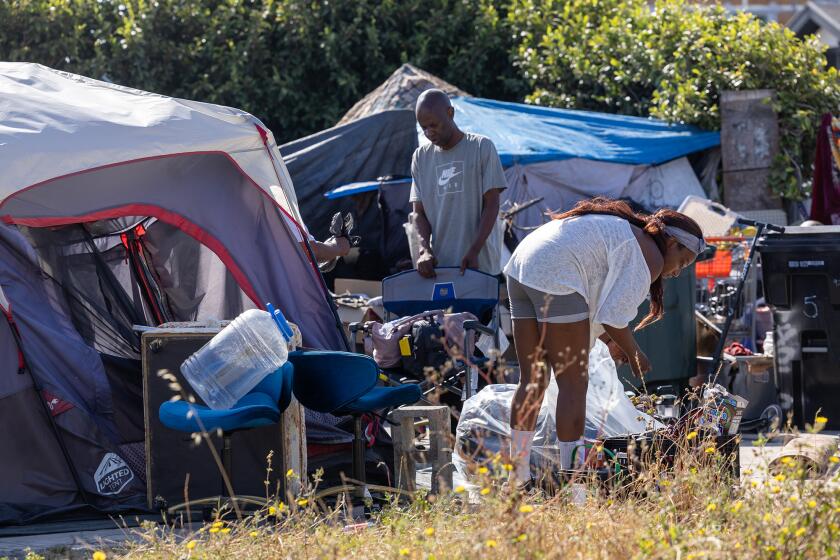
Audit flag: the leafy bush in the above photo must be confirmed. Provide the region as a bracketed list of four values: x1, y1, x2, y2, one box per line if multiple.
[510, 0, 840, 199]
[1, 0, 527, 143]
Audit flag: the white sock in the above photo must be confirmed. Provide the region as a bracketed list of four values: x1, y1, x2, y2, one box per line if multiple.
[509, 429, 535, 483]
[558, 439, 585, 470]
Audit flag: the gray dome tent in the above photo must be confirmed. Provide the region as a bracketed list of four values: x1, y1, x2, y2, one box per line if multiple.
[0, 63, 345, 524]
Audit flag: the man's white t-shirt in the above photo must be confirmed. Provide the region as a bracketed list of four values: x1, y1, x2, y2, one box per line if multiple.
[409, 133, 506, 274]
[504, 214, 651, 345]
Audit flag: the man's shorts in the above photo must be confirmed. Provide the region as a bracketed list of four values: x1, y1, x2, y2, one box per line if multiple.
[506, 276, 589, 324]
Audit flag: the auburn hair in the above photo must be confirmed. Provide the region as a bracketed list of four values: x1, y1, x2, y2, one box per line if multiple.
[552, 197, 703, 330]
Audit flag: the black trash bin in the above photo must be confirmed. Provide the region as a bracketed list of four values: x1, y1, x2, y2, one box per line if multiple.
[756, 226, 840, 429]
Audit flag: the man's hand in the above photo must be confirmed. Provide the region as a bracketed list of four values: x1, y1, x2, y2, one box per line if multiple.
[460, 247, 480, 275]
[309, 236, 351, 270]
[330, 236, 352, 257]
[417, 250, 437, 278]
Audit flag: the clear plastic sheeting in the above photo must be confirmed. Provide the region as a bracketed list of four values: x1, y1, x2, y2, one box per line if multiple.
[454, 340, 662, 479]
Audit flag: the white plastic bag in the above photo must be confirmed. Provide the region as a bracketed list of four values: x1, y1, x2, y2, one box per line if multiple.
[454, 340, 662, 479]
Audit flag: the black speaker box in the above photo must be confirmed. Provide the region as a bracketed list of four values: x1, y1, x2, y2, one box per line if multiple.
[141, 327, 289, 510]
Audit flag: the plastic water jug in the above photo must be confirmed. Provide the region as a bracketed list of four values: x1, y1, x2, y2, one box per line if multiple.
[181, 309, 289, 410]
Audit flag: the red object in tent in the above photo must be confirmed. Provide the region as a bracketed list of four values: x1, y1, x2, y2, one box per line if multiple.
[724, 342, 753, 356]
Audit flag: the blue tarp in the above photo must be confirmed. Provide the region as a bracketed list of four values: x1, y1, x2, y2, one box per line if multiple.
[450, 97, 720, 167]
[324, 177, 411, 200]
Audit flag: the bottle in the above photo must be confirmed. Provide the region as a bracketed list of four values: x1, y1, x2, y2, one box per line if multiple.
[181, 309, 289, 410]
[763, 331, 775, 358]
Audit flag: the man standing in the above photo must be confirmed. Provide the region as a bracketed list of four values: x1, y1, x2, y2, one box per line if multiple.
[410, 89, 506, 278]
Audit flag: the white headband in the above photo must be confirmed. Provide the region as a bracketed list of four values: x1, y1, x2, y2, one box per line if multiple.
[664, 225, 706, 255]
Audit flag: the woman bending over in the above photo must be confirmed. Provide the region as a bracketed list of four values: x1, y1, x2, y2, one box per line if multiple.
[504, 197, 704, 487]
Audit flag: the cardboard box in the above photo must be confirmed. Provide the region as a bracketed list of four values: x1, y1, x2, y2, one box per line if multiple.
[334, 278, 382, 298]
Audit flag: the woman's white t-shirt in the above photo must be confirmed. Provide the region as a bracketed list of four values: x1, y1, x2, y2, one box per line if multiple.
[503, 214, 651, 344]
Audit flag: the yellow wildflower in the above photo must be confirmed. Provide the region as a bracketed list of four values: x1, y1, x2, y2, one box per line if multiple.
[706, 502, 717, 512]
[502, 463, 514, 472]
[286, 469, 295, 478]
[780, 457, 793, 465]
[211, 521, 224, 528]
[808, 500, 818, 509]
[750, 480, 760, 488]
[731, 501, 743, 513]
[486, 540, 498, 548]
[795, 527, 807, 537]
[480, 487, 491, 496]
[774, 474, 787, 482]
[519, 504, 534, 513]
[816, 416, 828, 424]
[296, 498, 308, 507]
[221, 528, 231, 534]
[514, 533, 527, 543]
[185, 540, 197, 550]
[789, 495, 799, 503]
[209, 527, 220, 534]
[424, 527, 435, 537]
[249, 531, 259, 537]
[705, 446, 716, 454]
[743, 468, 753, 475]
[268, 506, 276, 516]
[763, 513, 773, 522]
[92, 552, 107, 560]
[478, 466, 489, 475]
[686, 431, 698, 440]
[454, 485, 465, 494]
[830, 456, 839, 464]
[399, 548, 410, 556]
[771, 486, 781, 494]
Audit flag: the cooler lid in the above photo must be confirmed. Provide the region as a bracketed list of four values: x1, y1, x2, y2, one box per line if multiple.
[757, 226, 840, 252]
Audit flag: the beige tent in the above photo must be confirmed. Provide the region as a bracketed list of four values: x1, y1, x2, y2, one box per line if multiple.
[338, 64, 468, 125]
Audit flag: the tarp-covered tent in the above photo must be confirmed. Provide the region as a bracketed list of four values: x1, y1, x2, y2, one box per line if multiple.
[0, 63, 346, 524]
[447, 97, 722, 241]
[293, 66, 720, 278]
[280, 110, 418, 278]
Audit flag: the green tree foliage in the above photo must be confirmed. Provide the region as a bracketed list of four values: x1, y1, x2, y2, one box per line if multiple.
[510, 0, 840, 199]
[4, 0, 839, 199]
[1, 0, 527, 143]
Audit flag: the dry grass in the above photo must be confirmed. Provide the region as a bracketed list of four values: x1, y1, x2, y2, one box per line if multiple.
[55, 433, 840, 560]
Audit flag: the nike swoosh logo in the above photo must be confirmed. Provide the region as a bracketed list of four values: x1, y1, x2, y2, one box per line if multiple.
[438, 171, 462, 186]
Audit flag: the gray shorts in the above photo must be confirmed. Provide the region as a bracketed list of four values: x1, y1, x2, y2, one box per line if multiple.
[506, 276, 589, 323]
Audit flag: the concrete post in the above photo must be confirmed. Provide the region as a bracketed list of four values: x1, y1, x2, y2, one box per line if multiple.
[720, 89, 783, 210]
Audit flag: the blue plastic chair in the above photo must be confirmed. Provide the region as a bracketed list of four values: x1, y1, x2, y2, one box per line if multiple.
[288, 350, 421, 496]
[158, 361, 294, 510]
